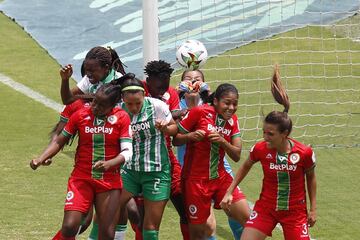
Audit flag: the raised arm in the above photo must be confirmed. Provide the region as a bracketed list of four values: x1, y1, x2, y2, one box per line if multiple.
[60, 64, 83, 104]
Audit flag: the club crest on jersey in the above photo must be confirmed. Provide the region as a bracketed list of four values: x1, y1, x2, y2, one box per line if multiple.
[290, 153, 300, 164]
[266, 153, 273, 159]
[228, 118, 234, 126]
[249, 210, 258, 220]
[189, 204, 197, 215]
[206, 113, 213, 119]
[66, 191, 74, 201]
[107, 115, 117, 125]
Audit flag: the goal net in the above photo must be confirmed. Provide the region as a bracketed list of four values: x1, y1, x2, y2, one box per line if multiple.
[160, 0, 360, 148]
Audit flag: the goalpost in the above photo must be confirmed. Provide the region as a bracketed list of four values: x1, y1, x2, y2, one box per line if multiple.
[144, 0, 360, 149]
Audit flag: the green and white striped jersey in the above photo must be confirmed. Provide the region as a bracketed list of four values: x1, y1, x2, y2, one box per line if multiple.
[121, 97, 172, 172]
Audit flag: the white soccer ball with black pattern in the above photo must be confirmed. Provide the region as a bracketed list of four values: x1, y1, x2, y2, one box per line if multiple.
[176, 40, 208, 70]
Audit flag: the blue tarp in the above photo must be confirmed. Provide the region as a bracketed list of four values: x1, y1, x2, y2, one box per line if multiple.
[1, 0, 359, 81]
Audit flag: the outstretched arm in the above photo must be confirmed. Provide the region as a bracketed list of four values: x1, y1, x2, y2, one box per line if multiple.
[30, 134, 69, 170]
[220, 157, 255, 209]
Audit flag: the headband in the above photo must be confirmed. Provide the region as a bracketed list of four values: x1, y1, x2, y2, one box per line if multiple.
[121, 86, 145, 92]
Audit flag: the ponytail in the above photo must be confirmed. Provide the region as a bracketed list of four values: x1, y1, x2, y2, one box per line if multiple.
[265, 65, 292, 135]
[107, 46, 126, 75]
[271, 64, 290, 113]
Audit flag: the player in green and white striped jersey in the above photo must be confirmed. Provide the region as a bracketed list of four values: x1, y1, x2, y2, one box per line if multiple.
[118, 76, 178, 240]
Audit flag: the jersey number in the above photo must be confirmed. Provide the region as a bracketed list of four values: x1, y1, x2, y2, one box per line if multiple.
[153, 178, 160, 191]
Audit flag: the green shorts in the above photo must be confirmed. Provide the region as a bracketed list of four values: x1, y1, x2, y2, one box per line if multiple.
[121, 168, 171, 201]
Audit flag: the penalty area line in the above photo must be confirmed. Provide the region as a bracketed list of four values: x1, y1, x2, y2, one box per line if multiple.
[0, 73, 62, 112]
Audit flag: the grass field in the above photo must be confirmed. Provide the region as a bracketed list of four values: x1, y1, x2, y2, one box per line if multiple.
[1, 10, 360, 240]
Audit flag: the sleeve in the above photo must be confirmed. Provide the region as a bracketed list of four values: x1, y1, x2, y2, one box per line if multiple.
[59, 105, 70, 123]
[177, 107, 201, 133]
[303, 147, 316, 170]
[62, 111, 79, 137]
[76, 76, 91, 93]
[154, 99, 173, 124]
[168, 87, 180, 112]
[118, 112, 133, 143]
[249, 143, 260, 162]
[230, 115, 241, 139]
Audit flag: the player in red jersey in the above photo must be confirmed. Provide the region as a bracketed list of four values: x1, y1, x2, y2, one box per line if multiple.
[30, 83, 133, 240]
[221, 66, 317, 240]
[174, 83, 250, 240]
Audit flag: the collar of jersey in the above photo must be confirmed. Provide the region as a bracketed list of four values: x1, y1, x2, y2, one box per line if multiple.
[101, 69, 116, 84]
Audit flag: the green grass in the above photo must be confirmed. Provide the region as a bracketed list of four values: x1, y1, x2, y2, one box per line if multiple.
[1, 11, 360, 240]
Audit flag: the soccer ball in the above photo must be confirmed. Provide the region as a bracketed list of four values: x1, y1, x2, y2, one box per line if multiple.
[176, 40, 208, 70]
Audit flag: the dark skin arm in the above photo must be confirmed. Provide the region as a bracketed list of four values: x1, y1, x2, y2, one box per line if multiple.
[30, 134, 70, 170]
[306, 168, 317, 227]
[60, 64, 84, 104]
[220, 157, 255, 209]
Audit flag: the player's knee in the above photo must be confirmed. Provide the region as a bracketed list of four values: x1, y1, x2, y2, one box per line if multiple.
[98, 226, 115, 240]
[61, 220, 80, 237]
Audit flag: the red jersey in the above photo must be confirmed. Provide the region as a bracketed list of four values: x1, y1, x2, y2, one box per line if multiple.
[249, 139, 316, 210]
[178, 104, 241, 180]
[60, 99, 90, 123]
[62, 107, 132, 180]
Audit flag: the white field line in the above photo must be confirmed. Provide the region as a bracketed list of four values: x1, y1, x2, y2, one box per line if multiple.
[0, 73, 62, 112]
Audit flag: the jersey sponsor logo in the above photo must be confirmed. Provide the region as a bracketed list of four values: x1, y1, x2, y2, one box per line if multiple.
[270, 162, 297, 171]
[266, 153, 273, 159]
[85, 126, 113, 134]
[289, 153, 300, 164]
[131, 121, 151, 132]
[207, 124, 231, 136]
[189, 204, 197, 215]
[107, 115, 118, 124]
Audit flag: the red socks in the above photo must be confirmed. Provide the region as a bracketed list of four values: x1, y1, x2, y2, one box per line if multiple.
[52, 230, 75, 240]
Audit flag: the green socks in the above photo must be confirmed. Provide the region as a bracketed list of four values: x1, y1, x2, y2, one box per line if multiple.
[143, 229, 159, 240]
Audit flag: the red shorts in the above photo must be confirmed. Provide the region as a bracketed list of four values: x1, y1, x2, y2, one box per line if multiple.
[169, 148, 182, 196]
[64, 177, 121, 213]
[245, 202, 310, 240]
[182, 173, 246, 224]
